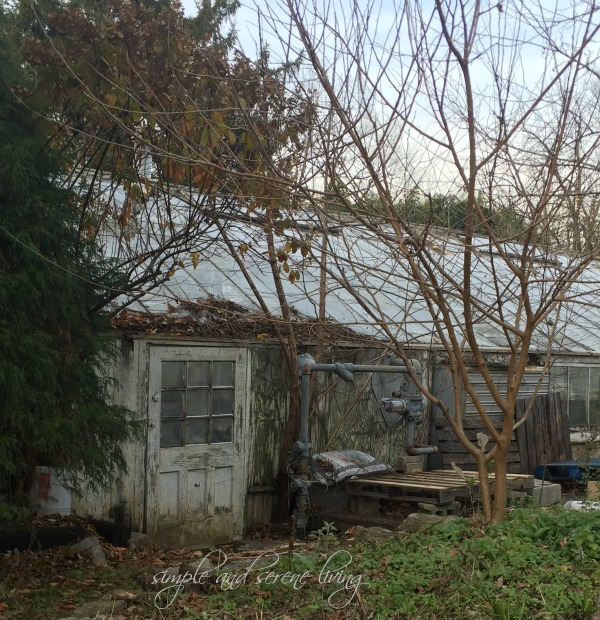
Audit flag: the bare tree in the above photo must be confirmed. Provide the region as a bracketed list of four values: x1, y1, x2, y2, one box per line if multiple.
[18, 0, 600, 524]
[252, 0, 600, 523]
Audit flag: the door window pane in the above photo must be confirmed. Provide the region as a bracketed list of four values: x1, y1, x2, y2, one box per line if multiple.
[213, 362, 234, 387]
[160, 359, 236, 447]
[161, 420, 183, 448]
[161, 391, 184, 418]
[162, 361, 185, 389]
[213, 390, 234, 415]
[211, 416, 233, 443]
[188, 361, 210, 387]
[186, 418, 209, 445]
[188, 390, 209, 416]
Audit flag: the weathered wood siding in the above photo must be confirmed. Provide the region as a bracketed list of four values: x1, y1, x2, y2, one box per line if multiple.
[73, 339, 147, 531]
[246, 345, 291, 489]
[75, 336, 432, 536]
[245, 344, 431, 527]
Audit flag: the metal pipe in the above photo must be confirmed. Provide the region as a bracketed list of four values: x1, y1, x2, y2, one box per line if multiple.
[406, 419, 416, 446]
[291, 354, 425, 538]
[406, 445, 439, 455]
[299, 368, 311, 444]
[310, 363, 409, 374]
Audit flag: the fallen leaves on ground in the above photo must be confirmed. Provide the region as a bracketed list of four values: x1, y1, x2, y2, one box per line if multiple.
[0, 517, 319, 620]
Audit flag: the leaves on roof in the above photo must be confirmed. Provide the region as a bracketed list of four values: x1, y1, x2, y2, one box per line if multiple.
[112, 297, 376, 344]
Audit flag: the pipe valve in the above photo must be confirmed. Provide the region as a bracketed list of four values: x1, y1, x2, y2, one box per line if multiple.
[381, 398, 408, 413]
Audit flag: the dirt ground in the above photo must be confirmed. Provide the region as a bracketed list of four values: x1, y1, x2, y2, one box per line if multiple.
[0, 515, 316, 620]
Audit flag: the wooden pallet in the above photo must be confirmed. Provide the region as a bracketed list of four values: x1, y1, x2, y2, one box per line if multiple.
[345, 470, 534, 505]
[431, 418, 523, 474]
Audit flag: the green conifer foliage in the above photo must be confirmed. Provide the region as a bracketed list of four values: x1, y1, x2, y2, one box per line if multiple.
[0, 7, 143, 501]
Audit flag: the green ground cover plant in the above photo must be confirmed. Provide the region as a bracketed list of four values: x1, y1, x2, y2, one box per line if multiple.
[1, 505, 599, 619]
[201, 507, 600, 620]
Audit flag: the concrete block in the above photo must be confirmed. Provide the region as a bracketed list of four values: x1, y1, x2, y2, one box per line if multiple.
[350, 496, 380, 515]
[531, 480, 562, 506]
[396, 455, 422, 465]
[401, 462, 424, 474]
[395, 455, 423, 474]
[507, 489, 528, 506]
[417, 501, 462, 517]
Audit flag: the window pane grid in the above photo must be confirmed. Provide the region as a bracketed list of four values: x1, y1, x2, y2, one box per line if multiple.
[552, 365, 600, 428]
[160, 360, 235, 447]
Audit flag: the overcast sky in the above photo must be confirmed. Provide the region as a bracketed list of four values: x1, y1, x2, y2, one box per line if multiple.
[180, 0, 262, 55]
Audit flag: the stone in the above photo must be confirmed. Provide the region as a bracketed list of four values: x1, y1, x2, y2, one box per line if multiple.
[69, 536, 106, 566]
[398, 512, 460, 534]
[128, 531, 150, 548]
[179, 554, 217, 574]
[354, 526, 396, 544]
[69, 599, 126, 618]
[223, 557, 271, 572]
[178, 556, 219, 593]
[112, 589, 137, 601]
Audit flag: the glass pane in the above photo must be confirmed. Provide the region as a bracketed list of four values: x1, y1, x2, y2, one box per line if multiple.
[213, 389, 234, 415]
[589, 367, 600, 427]
[161, 420, 183, 448]
[161, 391, 184, 418]
[162, 361, 185, 389]
[185, 418, 209, 445]
[211, 416, 233, 443]
[549, 367, 568, 393]
[570, 367, 588, 426]
[188, 361, 210, 387]
[188, 390, 209, 416]
[213, 362, 234, 387]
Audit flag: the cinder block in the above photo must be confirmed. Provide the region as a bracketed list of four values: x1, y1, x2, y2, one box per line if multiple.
[396, 455, 422, 465]
[507, 489, 528, 506]
[418, 501, 462, 516]
[350, 497, 380, 515]
[396, 455, 423, 474]
[531, 480, 562, 506]
[401, 462, 424, 474]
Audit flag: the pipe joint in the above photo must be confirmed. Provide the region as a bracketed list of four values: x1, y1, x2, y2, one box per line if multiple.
[290, 478, 311, 493]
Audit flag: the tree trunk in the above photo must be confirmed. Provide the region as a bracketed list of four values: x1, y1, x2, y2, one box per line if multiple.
[491, 441, 509, 524]
[475, 456, 492, 524]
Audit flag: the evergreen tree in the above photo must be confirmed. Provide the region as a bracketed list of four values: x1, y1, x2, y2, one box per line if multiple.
[0, 6, 142, 501]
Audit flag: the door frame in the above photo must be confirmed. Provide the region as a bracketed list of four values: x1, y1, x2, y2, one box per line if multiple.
[144, 342, 250, 543]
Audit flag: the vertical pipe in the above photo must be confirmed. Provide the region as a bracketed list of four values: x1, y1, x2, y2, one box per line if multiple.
[300, 368, 311, 444]
[406, 419, 416, 446]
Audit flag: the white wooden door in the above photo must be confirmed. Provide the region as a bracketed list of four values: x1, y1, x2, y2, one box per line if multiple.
[146, 345, 248, 546]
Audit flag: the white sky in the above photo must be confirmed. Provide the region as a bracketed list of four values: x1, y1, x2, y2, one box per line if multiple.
[177, 0, 600, 197]
[180, 0, 263, 55]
